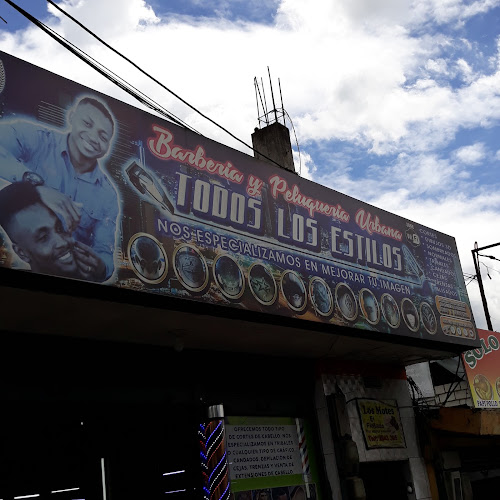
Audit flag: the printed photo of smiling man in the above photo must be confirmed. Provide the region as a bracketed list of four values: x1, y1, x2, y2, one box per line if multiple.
[0, 95, 118, 282]
[0, 181, 100, 280]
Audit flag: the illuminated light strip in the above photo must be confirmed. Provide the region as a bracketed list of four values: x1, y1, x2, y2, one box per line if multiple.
[207, 423, 223, 446]
[208, 438, 225, 463]
[207, 450, 226, 482]
[163, 470, 185, 476]
[51, 488, 80, 494]
[207, 431, 224, 461]
[209, 469, 229, 500]
[218, 481, 231, 500]
[210, 466, 228, 494]
[206, 433, 223, 457]
[200, 423, 209, 500]
[207, 421, 222, 444]
[165, 489, 187, 495]
[14, 496, 40, 499]
[208, 451, 227, 485]
[208, 457, 228, 490]
[201, 420, 231, 500]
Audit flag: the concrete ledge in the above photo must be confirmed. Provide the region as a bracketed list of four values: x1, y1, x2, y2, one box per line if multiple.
[431, 407, 500, 435]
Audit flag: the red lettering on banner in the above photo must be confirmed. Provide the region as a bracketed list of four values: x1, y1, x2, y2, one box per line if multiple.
[247, 175, 263, 196]
[148, 125, 244, 184]
[355, 209, 403, 241]
[268, 174, 350, 221]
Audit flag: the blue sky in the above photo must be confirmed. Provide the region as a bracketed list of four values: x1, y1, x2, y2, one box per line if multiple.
[0, 0, 499, 329]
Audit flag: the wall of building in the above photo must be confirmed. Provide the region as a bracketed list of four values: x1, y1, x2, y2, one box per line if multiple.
[316, 371, 432, 500]
[433, 381, 473, 408]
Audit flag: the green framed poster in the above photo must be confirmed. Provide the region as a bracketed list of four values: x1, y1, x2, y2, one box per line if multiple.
[226, 416, 322, 500]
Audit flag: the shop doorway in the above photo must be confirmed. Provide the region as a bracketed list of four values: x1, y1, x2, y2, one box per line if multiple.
[0, 333, 202, 500]
[359, 460, 410, 499]
[0, 400, 202, 500]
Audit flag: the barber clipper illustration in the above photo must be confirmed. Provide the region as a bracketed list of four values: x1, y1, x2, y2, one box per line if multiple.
[126, 161, 175, 215]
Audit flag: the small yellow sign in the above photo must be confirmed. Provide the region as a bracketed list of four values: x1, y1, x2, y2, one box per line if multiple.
[357, 399, 405, 449]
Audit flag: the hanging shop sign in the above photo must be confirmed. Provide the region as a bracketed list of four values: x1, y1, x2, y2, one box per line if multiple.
[463, 329, 500, 408]
[0, 51, 479, 346]
[225, 416, 321, 499]
[357, 399, 405, 449]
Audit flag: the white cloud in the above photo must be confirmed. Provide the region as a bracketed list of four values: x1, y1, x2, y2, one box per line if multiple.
[425, 58, 449, 75]
[456, 58, 475, 83]
[293, 149, 316, 180]
[410, 0, 500, 26]
[453, 142, 486, 165]
[3, 0, 499, 159]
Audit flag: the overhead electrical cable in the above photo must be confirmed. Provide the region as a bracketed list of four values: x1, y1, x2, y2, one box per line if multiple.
[480, 261, 494, 279]
[45, 0, 288, 171]
[483, 264, 500, 275]
[3, 0, 196, 132]
[478, 253, 500, 262]
[283, 109, 302, 176]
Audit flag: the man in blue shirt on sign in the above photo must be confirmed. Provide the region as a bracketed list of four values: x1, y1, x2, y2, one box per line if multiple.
[0, 96, 119, 282]
[0, 181, 81, 279]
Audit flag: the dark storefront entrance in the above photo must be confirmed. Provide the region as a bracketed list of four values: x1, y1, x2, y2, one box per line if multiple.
[0, 332, 202, 499]
[2, 403, 201, 499]
[359, 461, 410, 499]
[0, 331, 319, 500]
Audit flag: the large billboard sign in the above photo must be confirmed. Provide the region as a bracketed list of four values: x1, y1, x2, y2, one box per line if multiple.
[463, 329, 500, 408]
[0, 51, 478, 345]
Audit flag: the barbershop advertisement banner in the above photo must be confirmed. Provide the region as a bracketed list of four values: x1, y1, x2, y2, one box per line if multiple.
[0, 51, 478, 345]
[463, 329, 500, 408]
[225, 416, 321, 499]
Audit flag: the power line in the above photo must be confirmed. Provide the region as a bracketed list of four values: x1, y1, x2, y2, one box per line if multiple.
[45, 0, 289, 171]
[3, 0, 195, 132]
[484, 264, 500, 274]
[283, 109, 302, 176]
[481, 261, 500, 276]
[480, 261, 492, 279]
[465, 275, 477, 286]
[478, 253, 500, 262]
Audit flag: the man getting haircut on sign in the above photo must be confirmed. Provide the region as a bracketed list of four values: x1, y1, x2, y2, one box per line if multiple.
[0, 182, 103, 280]
[0, 96, 118, 281]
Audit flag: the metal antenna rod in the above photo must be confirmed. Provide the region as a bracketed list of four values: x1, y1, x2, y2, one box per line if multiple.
[261, 77, 269, 125]
[254, 77, 260, 126]
[255, 77, 267, 127]
[268, 66, 278, 123]
[278, 77, 285, 126]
